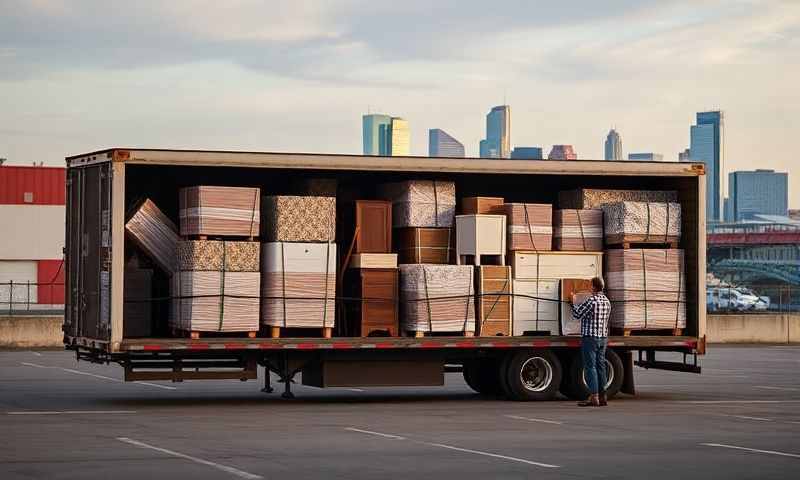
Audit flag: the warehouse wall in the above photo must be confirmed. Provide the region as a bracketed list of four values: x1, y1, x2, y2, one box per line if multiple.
[0, 204, 65, 260]
[707, 313, 800, 344]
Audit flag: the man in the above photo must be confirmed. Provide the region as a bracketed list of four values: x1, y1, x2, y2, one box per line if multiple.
[570, 276, 611, 407]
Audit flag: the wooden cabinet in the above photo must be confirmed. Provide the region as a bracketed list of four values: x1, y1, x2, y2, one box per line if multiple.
[342, 269, 399, 337]
[395, 227, 452, 264]
[355, 200, 392, 253]
[512, 279, 560, 335]
[476, 266, 512, 336]
[461, 197, 504, 215]
[455, 214, 506, 265]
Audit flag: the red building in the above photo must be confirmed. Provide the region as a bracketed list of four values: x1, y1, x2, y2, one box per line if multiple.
[0, 165, 66, 310]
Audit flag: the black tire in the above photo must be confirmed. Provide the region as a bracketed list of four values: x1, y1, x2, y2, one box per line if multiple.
[503, 349, 562, 401]
[463, 360, 503, 395]
[563, 348, 624, 400]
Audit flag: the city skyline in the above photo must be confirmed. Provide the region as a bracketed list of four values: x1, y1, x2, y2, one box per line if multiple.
[605, 129, 623, 161]
[480, 105, 511, 158]
[1, 1, 797, 206]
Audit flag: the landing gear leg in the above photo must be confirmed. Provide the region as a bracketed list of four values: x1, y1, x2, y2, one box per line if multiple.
[261, 368, 274, 394]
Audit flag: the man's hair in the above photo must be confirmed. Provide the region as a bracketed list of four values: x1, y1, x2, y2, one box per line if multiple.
[591, 276, 605, 292]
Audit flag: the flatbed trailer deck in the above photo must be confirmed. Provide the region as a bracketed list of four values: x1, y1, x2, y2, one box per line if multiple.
[63, 148, 707, 401]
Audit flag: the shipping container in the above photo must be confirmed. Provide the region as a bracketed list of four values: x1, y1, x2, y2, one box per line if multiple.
[64, 149, 706, 401]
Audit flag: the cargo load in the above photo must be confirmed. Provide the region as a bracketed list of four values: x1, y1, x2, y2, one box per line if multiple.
[558, 188, 678, 210]
[605, 249, 686, 332]
[399, 264, 475, 335]
[602, 201, 681, 246]
[455, 214, 506, 265]
[262, 195, 335, 242]
[499, 203, 553, 251]
[380, 180, 456, 228]
[179, 186, 260, 238]
[395, 227, 452, 264]
[125, 199, 180, 276]
[554, 209, 603, 251]
[260, 242, 336, 335]
[475, 266, 512, 336]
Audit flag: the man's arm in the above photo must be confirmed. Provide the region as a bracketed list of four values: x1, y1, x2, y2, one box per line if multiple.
[571, 296, 593, 320]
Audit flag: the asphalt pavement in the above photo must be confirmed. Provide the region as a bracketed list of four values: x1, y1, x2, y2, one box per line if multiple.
[1, 345, 798, 479]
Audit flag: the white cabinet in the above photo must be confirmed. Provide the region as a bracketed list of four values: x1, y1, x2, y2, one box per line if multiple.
[455, 214, 506, 265]
[510, 251, 602, 280]
[512, 279, 559, 335]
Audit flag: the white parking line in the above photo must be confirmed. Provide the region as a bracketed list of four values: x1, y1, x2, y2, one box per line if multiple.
[345, 427, 406, 440]
[676, 400, 800, 404]
[345, 427, 559, 468]
[755, 386, 800, 392]
[117, 437, 262, 479]
[31, 352, 42, 357]
[20, 362, 176, 390]
[701, 443, 800, 459]
[505, 415, 564, 425]
[7, 410, 136, 415]
[720, 414, 773, 422]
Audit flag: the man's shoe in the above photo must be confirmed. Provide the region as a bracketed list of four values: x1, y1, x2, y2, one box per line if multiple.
[599, 392, 608, 406]
[577, 394, 600, 407]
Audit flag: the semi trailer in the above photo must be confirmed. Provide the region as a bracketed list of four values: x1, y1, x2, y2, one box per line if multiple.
[63, 148, 706, 401]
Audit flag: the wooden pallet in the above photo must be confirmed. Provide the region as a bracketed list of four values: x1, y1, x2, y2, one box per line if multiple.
[605, 234, 679, 249]
[269, 326, 333, 339]
[456, 254, 506, 266]
[406, 330, 475, 338]
[613, 328, 683, 337]
[172, 329, 258, 339]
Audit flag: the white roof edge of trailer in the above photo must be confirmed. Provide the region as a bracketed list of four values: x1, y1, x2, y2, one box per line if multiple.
[66, 148, 706, 177]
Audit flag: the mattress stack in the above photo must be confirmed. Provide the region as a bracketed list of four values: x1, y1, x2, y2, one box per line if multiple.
[380, 180, 456, 228]
[554, 209, 603, 251]
[399, 264, 475, 335]
[262, 195, 336, 242]
[499, 203, 553, 251]
[125, 199, 180, 276]
[605, 249, 686, 331]
[170, 240, 260, 333]
[260, 195, 337, 335]
[179, 186, 260, 238]
[602, 201, 681, 245]
[261, 242, 337, 330]
[558, 189, 679, 210]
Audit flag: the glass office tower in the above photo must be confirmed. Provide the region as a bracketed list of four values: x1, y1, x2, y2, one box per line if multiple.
[728, 169, 788, 221]
[480, 105, 510, 158]
[363, 114, 391, 155]
[429, 129, 465, 157]
[604, 129, 623, 160]
[685, 111, 724, 221]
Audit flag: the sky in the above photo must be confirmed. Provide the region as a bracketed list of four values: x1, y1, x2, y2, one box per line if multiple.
[1, 0, 798, 207]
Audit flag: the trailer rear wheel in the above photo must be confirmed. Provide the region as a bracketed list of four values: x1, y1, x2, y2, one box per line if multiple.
[463, 360, 503, 395]
[562, 348, 624, 400]
[504, 350, 562, 401]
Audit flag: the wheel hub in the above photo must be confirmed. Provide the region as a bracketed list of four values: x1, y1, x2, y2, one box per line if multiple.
[519, 356, 553, 392]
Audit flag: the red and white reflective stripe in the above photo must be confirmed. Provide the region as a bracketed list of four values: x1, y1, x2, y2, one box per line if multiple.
[120, 339, 698, 352]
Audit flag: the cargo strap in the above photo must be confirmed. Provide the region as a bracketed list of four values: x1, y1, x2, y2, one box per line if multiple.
[433, 181, 439, 227]
[576, 210, 587, 251]
[644, 202, 651, 242]
[218, 241, 227, 331]
[641, 249, 649, 329]
[322, 241, 331, 328]
[422, 266, 433, 333]
[523, 204, 537, 252]
[463, 267, 473, 333]
[674, 250, 683, 329]
[249, 188, 259, 238]
[281, 242, 287, 328]
[664, 202, 671, 244]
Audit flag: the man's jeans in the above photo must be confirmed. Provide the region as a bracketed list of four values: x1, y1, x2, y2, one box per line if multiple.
[581, 336, 608, 395]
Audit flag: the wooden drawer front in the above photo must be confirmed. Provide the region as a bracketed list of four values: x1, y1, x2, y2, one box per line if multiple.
[512, 279, 559, 335]
[511, 252, 602, 280]
[356, 200, 392, 253]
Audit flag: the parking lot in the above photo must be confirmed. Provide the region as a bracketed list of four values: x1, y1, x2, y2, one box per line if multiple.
[1, 345, 798, 479]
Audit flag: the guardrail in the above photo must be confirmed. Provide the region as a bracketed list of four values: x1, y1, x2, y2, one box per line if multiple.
[0, 281, 64, 315]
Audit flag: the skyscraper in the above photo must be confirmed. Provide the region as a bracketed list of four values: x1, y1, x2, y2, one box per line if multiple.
[479, 105, 510, 158]
[429, 129, 465, 157]
[510, 147, 543, 160]
[388, 117, 410, 156]
[604, 129, 622, 160]
[362, 114, 391, 155]
[684, 111, 724, 221]
[728, 169, 788, 221]
[678, 148, 691, 161]
[628, 153, 664, 162]
[548, 145, 577, 160]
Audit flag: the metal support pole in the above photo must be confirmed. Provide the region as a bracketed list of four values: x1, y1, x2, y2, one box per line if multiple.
[261, 367, 274, 394]
[8, 280, 13, 315]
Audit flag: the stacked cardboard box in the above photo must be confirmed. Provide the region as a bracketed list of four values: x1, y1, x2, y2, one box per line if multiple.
[395, 227, 452, 264]
[554, 209, 603, 251]
[179, 186, 260, 238]
[605, 249, 686, 332]
[380, 180, 456, 228]
[475, 266, 512, 336]
[499, 203, 553, 251]
[262, 195, 336, 242]
[558, 189, 678, 210]
[399, 264, 475, 335]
